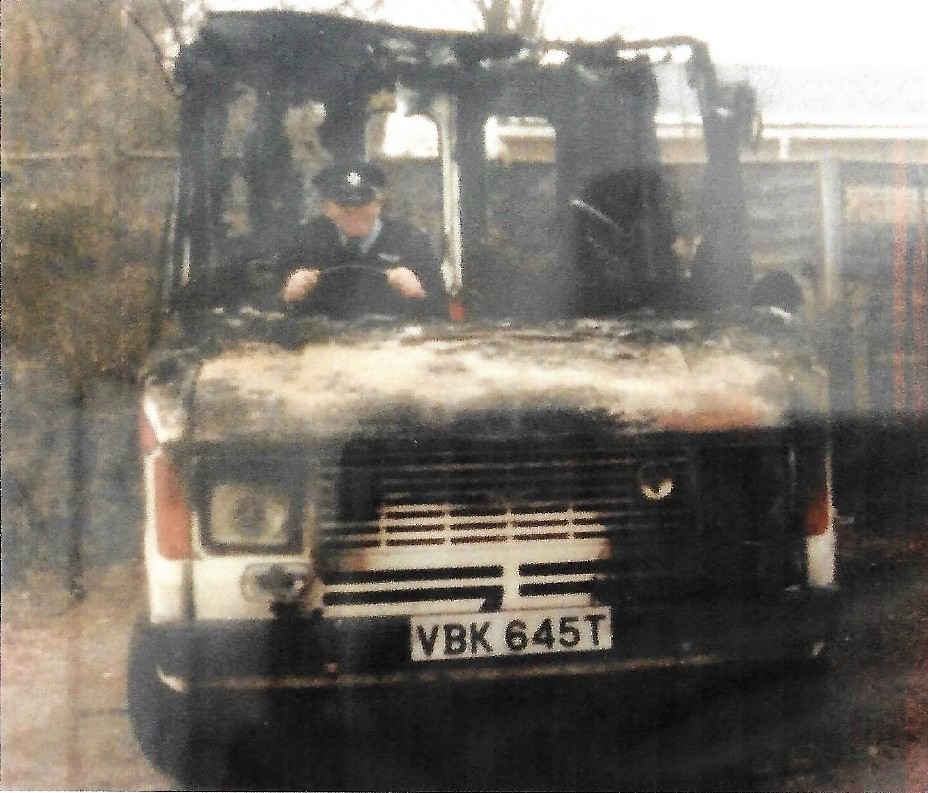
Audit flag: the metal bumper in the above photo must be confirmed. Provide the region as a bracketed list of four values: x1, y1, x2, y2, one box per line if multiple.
[146, 587, 839, 693]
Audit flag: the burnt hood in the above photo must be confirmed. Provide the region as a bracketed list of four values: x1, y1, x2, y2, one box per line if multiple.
[144, 311, 829, 446]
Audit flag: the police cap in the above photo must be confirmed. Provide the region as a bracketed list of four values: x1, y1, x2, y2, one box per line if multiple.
[312, 160, 387, 206]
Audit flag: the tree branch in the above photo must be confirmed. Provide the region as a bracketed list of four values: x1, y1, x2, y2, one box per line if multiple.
[157, 0, 184, 50]
[125, 8, 179, 97]
[326, 0, 386, 16]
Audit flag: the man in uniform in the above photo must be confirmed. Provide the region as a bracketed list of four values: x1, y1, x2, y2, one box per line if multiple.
[281, 160, 446, 320]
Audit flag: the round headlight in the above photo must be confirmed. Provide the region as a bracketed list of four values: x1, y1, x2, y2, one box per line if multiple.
[209, 482, 291, 548]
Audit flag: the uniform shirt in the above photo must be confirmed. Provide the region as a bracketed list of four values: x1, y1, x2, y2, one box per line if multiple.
[280, 214, 447, 320]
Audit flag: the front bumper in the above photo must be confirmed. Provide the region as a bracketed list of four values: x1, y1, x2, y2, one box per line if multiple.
[145, 587, 839, 693]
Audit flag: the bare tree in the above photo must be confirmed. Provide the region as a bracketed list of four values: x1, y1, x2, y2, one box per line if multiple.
[2, 0, 185, 152]
[122, 0, 189, 96]
[473, 0, 547, 37]
[3, 0, 177, 598]
[279, 0, 387, 17]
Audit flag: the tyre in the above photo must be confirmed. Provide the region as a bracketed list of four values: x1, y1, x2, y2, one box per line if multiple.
[126, 622, 232, 788]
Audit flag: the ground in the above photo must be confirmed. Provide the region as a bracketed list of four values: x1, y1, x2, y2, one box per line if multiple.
[0, 565, 174, 791]
[2, 478, 926, 791]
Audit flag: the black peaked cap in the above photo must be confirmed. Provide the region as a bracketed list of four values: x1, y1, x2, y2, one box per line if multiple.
[313, 160, 387, 206]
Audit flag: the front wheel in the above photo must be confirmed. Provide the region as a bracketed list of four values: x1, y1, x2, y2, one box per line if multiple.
[126, 623, 232, 787]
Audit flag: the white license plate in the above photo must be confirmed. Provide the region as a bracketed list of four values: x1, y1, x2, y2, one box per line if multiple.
[410, 607, 612, 662]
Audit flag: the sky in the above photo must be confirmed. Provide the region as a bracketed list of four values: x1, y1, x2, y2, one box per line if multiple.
[204, 0, 928, 67]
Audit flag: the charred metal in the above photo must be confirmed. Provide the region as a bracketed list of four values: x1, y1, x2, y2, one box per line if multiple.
[130, 10, 839, 783]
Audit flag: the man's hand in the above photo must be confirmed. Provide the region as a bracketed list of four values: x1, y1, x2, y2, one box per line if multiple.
[385, 266, 426, 299]
[282, 268, 321, 303]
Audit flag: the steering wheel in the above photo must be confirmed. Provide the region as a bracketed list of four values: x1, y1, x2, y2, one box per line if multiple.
[286, 263, 410, 322]
[318, 263, 389, 279]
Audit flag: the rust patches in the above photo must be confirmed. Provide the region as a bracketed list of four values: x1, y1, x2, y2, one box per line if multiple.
[660, 402, 770, 432]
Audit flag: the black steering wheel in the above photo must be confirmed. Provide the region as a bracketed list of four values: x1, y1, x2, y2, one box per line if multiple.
[286, 262, 411, 322]
[318, 263, 389, 279]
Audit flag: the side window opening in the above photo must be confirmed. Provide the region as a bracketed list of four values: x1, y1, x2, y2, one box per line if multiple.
[373, 108, 442, 242]
[216, 86, 309, 253]
[239, 90, 305, 248]
[482, 114, 559, 320]
[573, 167, 681, 315]
[219, 85, 257, 239]
[284, 101, 327, 218]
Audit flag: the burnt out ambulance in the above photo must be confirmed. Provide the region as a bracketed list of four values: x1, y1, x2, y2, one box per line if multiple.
[129, 10, 838, 781]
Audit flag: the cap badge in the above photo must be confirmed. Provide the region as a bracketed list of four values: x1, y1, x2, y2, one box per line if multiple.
[346, 171, 362, 186]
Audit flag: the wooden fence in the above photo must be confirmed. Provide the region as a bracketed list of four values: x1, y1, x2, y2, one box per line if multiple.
[826, 160, 928, 418]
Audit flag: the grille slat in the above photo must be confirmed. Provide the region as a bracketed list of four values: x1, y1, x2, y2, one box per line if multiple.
[317, 438, 693, 550]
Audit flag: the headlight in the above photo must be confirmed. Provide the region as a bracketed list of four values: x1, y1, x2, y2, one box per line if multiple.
[208, 482, 295, 550]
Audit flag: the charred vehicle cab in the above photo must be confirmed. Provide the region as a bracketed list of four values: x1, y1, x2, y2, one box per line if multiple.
[129, 10, 839, 779]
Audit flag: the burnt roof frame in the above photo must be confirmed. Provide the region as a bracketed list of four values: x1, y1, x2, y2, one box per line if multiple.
[175, 11, 732, 115]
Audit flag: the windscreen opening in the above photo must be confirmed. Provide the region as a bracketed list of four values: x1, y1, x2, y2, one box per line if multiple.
[172, 33, 751, 324]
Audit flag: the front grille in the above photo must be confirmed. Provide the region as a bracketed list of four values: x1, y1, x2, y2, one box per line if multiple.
[317, 438, 694, 551]
[308, 429, 800, 614]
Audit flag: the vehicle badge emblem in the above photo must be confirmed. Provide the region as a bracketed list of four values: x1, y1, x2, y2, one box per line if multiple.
[347, 171, 362, 186]
[637, 462, 674, 501]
